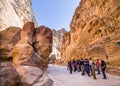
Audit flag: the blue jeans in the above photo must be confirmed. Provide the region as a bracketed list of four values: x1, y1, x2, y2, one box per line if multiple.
[82, 65, 90, 76]
[96, 67, 100, 75]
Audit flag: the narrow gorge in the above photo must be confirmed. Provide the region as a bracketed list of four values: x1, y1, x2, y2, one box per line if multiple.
[0, 0, 120, 86]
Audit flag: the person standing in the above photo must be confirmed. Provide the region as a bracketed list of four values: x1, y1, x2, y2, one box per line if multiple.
[78, 59, 82, 72]
[81, 58, 86, 75]
[68, 60, 73, 74]
[80, 59, 84, 71]
[89, 58, 93, 76]
[96, 59, 101, 75]
[101, 60, 107, 79]
[92, 61, 97, 79]
[82, 58, 90, 76]
[72, 59, 77, 72]
[76, 59, 80, 72]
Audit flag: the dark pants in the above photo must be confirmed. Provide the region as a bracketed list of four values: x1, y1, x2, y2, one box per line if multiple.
[102, 70, 107, 79]
[69, 66, 72, 74]
[82, 65, 90, 76]
[79, 64, 82, 71]
[74, 66, 77, 72]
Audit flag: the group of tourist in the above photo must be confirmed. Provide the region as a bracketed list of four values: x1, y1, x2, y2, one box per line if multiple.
[67, 58, 107, 79]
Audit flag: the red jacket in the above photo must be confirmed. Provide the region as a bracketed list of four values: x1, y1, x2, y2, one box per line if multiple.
[96, 61, 100, 67]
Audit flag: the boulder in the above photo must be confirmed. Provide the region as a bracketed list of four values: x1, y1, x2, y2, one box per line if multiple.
[12, 22, 53, 85]
[0, 62, 20, 86]
[33, 74, 53, 86]
[34, 26, 53, 59]
[21, 22, 35, 45]
[12, 40, 35, 67]
[12, 22, 35, 67]
[16, 66, 43, 86]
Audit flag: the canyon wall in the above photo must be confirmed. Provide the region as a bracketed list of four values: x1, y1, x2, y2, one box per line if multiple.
[61, 0, 120, 75]
[0, 0, 53, 85]
[50, 29, 67, 60]
[0, 0, 37, 31]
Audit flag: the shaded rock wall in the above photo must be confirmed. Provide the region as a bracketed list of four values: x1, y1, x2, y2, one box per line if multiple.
[61, 0, 120, 75]
[0, 27, 21, 60]
[0, 62, 20, 86]
[0, 27, 21, 86]
[0, 0, 37, 31]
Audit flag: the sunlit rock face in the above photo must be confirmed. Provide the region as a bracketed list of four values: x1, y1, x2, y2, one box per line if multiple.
[50, 29, 67, 60]
[61, 0, 120, 75]
[61, 32, 71, 62]
[0, 0, 37, 31]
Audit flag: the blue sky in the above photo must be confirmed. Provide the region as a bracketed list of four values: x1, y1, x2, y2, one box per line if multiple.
[32, 0, 80, 31]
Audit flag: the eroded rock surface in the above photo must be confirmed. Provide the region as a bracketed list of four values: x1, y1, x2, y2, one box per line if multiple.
[0, 62, 20, 86]
[34, 26, 53, 59]
[12, 22, 35, 67]
[0, 22, 53, 86]
[12, 22, 53, 86]
[61, 0, 120, 75]
[0, 27, 21, 60]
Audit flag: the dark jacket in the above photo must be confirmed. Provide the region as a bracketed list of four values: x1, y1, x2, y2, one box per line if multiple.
[101, 60, 106, 71]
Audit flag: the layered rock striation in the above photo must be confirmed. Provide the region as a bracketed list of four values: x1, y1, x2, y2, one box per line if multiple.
[0, 0, 37, 31]
[61, 0, 120, 75]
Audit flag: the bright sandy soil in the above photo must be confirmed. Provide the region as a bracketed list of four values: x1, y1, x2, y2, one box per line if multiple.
[47, 64, 120, 86]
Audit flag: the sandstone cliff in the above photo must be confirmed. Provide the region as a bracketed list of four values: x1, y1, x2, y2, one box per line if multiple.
[0, 0, 37, 31]
[50, 29, 67, 60]
[0, 0, 53, 85]
[61, 0, 120, 75]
